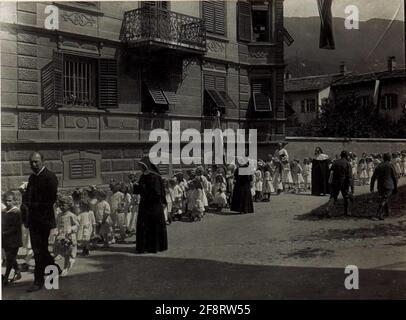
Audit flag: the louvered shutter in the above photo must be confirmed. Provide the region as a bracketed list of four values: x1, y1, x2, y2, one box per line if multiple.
[214, 1, 225, 35]
[204, 74, 216, 90]
[203, 1, 216, 34]
[219, 91, 237, 108]
[253, 93, 272, 111]
[41, 61, 55, 109]
[301, 100, 305, 113]
[237, 1, 252, 42]
[98, 58, 118, 109]
[143, 1, 169, 9]
[206, 90, 226, 108]
[54, 51, 64, 106]
[162, 91, 179, 105]
[215, 75, 226, 91]
[252, 81, 272, 111]
[145, 82, 168, 105]
[70, 159, 96, 179]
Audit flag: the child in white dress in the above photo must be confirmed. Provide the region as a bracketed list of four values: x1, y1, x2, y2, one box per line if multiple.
[291, 160, 305, 193]
[96, 190, 113, 247]
[163, 178, 174, 225]
[172, 177, 185, 221]
[109, 182, 124, 230]
[358, 159, 368, 185]
[54, 196, 79, 277]
[212, 174, 227, 211]
[366, 156, 374, 185]
[263, 170, 274, 201]
[77, 199, 96, 256]
[254, 170, 263, 202]
[302, 158, 311, 191]
[187, 180, 205, 221]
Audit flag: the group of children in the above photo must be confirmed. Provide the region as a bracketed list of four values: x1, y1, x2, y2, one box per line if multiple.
[252, 157, 313, 201]
[350, 151, 406, 186]
[1, 180, 140, 285]
[2, 150, 406, 285]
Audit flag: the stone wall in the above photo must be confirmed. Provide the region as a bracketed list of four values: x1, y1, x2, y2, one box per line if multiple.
[1, 144, 153, 191]
[257, 137, 406, 161]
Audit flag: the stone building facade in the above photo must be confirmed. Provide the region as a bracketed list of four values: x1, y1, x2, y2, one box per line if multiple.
[1, 0, 287, 190]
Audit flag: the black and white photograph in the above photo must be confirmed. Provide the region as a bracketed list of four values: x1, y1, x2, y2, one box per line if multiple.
[0, 0, 406, 304]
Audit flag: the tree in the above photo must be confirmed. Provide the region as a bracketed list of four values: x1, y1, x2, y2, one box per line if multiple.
[294, 94, 406, 138]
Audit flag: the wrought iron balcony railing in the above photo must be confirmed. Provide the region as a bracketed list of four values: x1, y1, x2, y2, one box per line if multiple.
[121, 7, 206, 53]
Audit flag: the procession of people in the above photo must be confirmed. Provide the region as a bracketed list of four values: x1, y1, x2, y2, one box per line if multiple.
[2, 146, 404, 290]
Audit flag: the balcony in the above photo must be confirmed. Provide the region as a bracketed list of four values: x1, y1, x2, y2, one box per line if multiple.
[121, 7, 206, 54]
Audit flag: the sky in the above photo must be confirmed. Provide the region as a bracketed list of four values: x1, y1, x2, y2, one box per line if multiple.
[284, 0, 405, 21]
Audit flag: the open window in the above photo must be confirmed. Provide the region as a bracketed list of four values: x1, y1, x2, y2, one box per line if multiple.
[237, 1, 273, 42]
[203, 73, 236, 116]
[251, 1, 271, 42]
[41, 51, 118, 109]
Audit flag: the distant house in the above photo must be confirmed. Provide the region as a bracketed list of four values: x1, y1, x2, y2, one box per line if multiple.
[284, 67, 346, 129]
[332, 57, 406, 122]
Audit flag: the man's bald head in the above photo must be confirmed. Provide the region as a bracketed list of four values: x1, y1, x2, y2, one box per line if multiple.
[29, 151, 44, 173]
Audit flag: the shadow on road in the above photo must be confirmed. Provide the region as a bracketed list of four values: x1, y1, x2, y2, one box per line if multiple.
[3, 253, 406, 300]
[296, 185, 406, 221]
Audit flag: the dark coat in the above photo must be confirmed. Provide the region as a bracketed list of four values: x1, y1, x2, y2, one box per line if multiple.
[2, 207, 22, 248]
[371, 162, 398, 192]
[330, 158, 353, 189]
[133, 171, 168, 253]
[24, 167, 58, 230]
[311, 159, 330, 196]
[231, 168, 254, 213]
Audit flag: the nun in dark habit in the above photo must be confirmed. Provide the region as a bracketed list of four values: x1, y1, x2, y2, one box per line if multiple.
[133, 157, 168, 254]
[231, 160, 254, 214]
[311, 147, 330, 196]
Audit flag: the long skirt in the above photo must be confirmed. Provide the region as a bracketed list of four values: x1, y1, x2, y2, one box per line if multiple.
[136, 202, 168, 253]
[231, 184, 254, 213]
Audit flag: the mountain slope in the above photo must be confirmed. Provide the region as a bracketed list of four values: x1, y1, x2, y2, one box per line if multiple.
[284, 17, 405, 77]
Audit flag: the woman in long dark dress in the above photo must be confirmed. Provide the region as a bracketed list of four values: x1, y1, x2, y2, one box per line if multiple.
[133, 157, 168, 253]
[311, 147, 330, 196]
[230, 163, 254, 214]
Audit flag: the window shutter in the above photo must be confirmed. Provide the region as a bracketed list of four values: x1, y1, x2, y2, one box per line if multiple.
[162, 91, 179, 105]
[252, 80, 272, 112]
[214, 1, 225, 35]
[53, 51, 64, 106]
[252, 82, 262, 94]
[301, 100, 306, 113]
[70, 159, 96, 179]
[253, 93, 272, 111]
[203, 1, 216, 33]
[206, 89, 226, 107]
[204, 74, 216, 90]
[237, 1, 252, 42]
[219, 91, 237, 108]
[98, 58, 118, 109]
[41, 62, 55, 109]
[215, 76, 226, 91]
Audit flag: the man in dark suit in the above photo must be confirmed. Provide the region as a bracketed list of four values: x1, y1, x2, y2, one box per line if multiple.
[370, 153, 398, 221]
[23, 152, 59, 292]
[326, 150, 354, 216]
